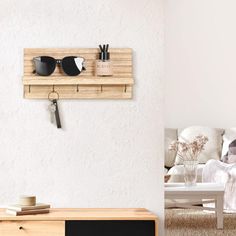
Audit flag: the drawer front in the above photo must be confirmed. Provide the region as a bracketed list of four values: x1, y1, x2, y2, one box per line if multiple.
[66, 220, 155, 236]
[0, 221, 65, 236]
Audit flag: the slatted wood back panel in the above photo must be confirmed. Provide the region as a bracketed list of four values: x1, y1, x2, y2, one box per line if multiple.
[23, 48, 133, 99]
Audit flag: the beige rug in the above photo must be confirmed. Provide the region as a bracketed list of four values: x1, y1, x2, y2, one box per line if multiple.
[165, 208, 236, 236]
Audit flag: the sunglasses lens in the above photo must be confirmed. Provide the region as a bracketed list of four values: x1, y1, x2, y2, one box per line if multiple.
[61, 56, 84, 76]
[33, 56, 56, 76]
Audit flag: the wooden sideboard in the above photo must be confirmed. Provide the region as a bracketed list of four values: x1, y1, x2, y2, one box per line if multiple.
[0, 208, 158, 236]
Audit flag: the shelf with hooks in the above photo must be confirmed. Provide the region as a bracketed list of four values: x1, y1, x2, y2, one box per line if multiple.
[23, 48, 134, 99]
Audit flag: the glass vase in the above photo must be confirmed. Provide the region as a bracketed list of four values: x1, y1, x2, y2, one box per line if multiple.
[183, 160, 198, 186]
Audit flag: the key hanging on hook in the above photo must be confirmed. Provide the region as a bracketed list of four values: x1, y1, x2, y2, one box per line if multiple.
[48, 89, 61, 129]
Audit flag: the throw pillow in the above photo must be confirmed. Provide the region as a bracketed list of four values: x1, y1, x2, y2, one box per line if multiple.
[222, 138, 236, 164]
[165, 128, 177, 167]
[222, 128, 236, 160]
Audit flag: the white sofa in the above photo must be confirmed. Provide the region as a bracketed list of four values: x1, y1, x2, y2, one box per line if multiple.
[165, 126, 236, 183]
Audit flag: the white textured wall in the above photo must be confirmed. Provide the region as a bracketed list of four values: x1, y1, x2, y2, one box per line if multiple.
[165, 0, 236, 128]
[0, 0, 164, 234]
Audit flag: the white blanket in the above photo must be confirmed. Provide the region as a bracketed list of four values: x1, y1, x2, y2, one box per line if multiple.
[202, 159, 236, 212]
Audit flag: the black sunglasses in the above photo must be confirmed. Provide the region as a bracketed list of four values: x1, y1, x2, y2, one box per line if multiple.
[33, 56, 86, 76]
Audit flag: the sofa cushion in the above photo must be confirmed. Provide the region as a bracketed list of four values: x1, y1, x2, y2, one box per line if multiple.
[222, 128, 236, 160]
[175, 126, 224, 164]
[167, 164, 205, 182]
[165, 128, 177, 167]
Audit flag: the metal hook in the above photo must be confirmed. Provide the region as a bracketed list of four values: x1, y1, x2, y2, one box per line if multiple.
[124, 85, 127, 93]
[77, 85, 79, 92]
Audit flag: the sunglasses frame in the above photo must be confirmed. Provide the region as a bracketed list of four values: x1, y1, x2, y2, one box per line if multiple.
[33, 56, 86, 76]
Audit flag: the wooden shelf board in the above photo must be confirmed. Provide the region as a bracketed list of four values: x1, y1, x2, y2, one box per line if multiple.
[23, 76, 134, 85]
[0, 208, 158, 221]
[24, 93, 132, 100]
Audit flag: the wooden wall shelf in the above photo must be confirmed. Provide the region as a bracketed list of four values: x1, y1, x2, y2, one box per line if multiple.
[23, 48, 134, 99]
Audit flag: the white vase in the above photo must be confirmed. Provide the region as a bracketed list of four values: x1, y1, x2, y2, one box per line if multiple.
[183, 160, 198, 186]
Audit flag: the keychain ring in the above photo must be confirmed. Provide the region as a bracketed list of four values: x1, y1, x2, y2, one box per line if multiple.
[48, 90, 59, 101]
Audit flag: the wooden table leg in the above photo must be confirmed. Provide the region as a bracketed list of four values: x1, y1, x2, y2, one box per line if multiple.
[216, 195, 224, 229]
